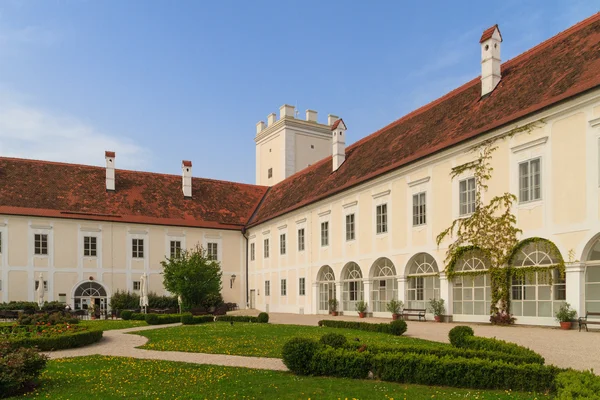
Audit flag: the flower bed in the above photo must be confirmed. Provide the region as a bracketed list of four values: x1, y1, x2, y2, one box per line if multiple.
[0, 324, 103, 351]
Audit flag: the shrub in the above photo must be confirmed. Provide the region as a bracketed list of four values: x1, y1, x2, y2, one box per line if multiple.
[311, 347, 370, 379]
[555, 303, 577, 323]
[145, 314, 182, 325]
[490, 312, 516, 325]
[130, 313, 147, 321]
[318, 320, 406, 336]
[181, 314, 214, 325]
[448, 326, 475, 348]
[320, 333, 347, 348]
[257, 312, 269, 323]
[389, 319, 407, 336]
[18, 312, 78, 326]
[282, 337, 320, 375]
[120, 310, 133, 320]
[41, 301, 67, 313]
[555, 370, 600, 399]
[385, 299, 403, 315]
[0, 341, 48, 398]
[0, 301, 38, 314]
[109, 290, 140, 311]
[216, 315, 258, 323]
[180, 312, 194, 325]
[6, 330, 103, 351]
[147, 292, 178, 309]
[428, 298, 445, 317]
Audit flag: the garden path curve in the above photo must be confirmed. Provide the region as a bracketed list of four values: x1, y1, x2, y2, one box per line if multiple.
[44, 324, 287, 371]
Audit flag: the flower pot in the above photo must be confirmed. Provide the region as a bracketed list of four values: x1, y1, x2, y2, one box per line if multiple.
[331, 311, 338, 316]
[392, 314, 399, 321]
[560, 321, 572, 330]
[434, 315, 442, 322]
[359, 312, 366, 318]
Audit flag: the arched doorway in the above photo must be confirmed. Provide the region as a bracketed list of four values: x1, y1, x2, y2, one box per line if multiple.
[370, 258, 397, 312]
[452, 248, 491, 315]
[509, 239, 564, 318]
[341, 262, 364, 312]
[73, 281, 108, 313]
[316, 265, 336, 313]
[405, 253, 440, 310]
[583, 235, 600, 313]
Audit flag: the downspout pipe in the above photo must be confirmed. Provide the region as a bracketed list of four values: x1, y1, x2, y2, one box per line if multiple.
[242, 226, 249, 308]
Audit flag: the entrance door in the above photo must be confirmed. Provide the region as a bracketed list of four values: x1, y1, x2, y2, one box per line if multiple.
[249, 290, 256, 309]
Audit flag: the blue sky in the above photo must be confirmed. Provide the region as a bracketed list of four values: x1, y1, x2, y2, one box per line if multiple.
[0, 1, 597, 184]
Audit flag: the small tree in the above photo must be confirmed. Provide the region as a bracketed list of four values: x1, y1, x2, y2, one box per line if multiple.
[161, 245, 222, 309]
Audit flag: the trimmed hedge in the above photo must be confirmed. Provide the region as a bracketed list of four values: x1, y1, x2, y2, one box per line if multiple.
[145, 313, 183, 325]
[320, 333, 347, 348]
[6, 330, 103, 351]
[257, 312, 269, 323]
[318, 319, 407, 336]
[120, 311, 146, 321]
[215, 314, 270, 323]
[555, 370, 600, 399]
[181, 313, 215, 325]
[448, 325, 544, 365]
[282, 338, 319, 376]
[310, 347, 370, 379]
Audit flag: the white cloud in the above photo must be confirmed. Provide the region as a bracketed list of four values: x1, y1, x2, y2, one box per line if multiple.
[0, 94, 150, 170]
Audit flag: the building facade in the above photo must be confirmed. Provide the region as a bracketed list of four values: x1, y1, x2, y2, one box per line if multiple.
[1, 14, 600, 326]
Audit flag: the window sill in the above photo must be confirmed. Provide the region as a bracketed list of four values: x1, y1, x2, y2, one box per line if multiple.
[517, 200, 543, 210]
[412, 224, 427, 231]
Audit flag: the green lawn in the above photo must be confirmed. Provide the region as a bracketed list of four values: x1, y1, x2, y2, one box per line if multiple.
[136, 322, 446, 358]
[14, 356, 548, 400]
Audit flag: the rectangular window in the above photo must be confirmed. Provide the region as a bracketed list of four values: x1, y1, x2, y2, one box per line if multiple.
[281, 279, 287, 296]
[34, 234, 48, 255]
[207, 242, 218, 261]
[132, 239, 144, 258]
[299, 277, 305, 296]
[268, 168, 273, 178]
[265, 280, 270, 296]
[416, 277, 424, 301]
[519, 158, 541, 203]
[170, 240, 181, 258]
[298, 228, 305, 252]
[133, 281, 141, 291]
[35, 280, 48, 291]
[511, 277, 524, 300]
[412, 192, 427, 226]
[346, 213, 355, 241]
[376, 204, 388, 234]
[250, 243, 255, 261]
[84, 236, 97, 257]
[264, 239, 270, 258]
[58, 293, 67, 303]
[459, 177, 476, 216]
[554, 270, 566, 301]
[280, 233, 286, 255]
[321, 222, 329, 247]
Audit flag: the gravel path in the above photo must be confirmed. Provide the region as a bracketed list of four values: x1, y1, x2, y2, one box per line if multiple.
[44, 324, 287, 371]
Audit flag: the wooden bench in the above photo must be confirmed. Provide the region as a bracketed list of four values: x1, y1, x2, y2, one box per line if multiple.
[578, 311, 600, 332]
[402, 308, 426, 321]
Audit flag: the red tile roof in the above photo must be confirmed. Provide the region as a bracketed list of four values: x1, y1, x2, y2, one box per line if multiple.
[480, 24, 501, 43]
[182, 160, 192, 167]
[105, 151, 115, 158]
[0, 157, 268, 230]
[249, 13, 600, 227]
[331, 119, 344, 130]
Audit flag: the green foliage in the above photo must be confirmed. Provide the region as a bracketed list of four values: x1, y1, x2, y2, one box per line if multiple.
[216, 315, 259, 323]
[555, 370, 600, 399]
[319, 333, 347, 348]
[109, 290, 139, 311]
[4, 330, 103, 351]
[161, 244, 223, 309]
[257, 312, 269, 323]
[389, 319, 408, 336]
[318, 320, 406, 336]
[18, 312, 78, 326]
[148, 293, 178, 309]
[355, 300, 368, 313]
[0, 301, 38, 313]
[0, 341, 48, 398]
[129, 313, 147, 321]
[201, 293, 224, 309]
[144, 314, 182, 325]
[427, 298, 445, 316]
[311, 347, 370, 379]
[385, 299, 403, 315]
[328, 298, 338, 313]
[120, 310, 133, 320]
[448, 326, 474, 348]
[555, 302, 577, 323]
[41, 302, 67, 313]
[181, 313, 214, 325]
[281, 337, 320, 375]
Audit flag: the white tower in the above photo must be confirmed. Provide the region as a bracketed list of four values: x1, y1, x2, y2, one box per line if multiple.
[331, 119, 347, 172]
[480, 24, 502, 96]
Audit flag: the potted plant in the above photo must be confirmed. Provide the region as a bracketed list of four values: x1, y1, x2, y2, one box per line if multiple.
[555, 302, 577, 330]
[386, 299, 404, 320]
[428, 298, 445, 322]
[355, 300, 368, 318]
[328, 298, 339, 316]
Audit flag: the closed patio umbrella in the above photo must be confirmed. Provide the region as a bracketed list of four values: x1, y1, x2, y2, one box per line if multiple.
[140, 273, 149, 313]
[36, 273, 44, 309]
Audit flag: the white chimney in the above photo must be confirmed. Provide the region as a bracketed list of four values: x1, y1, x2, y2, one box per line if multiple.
[306, 109, 318, 122]
[105, 151, 115, 191]
[480, 24, 502, 96]
[182, 160, 192, 198]
[267, 113, 277, 126]
[331, 119, 347, 172]
[256, 121, 266, 134]
[328, 114, 340, 126]
[280, 104, 295, 119]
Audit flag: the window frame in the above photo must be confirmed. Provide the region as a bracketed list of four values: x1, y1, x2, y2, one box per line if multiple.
[264, 238, 270, 258]
[169, 240, 181, 259]
[265, 280, 271, 296]
[412, 192, 427, 226]
[321, 221, 329, 247]
[459, 177, 476, 216]
[84, 236, 97, 257]
[132, 238, 144, 258]
[279, 233, 286, 255]
[250, 242, 255, 261]
[281, 279, 287, 296]
[133, 281, 141, 291]
[518, 157, 542, 204]
[346, 213, 355, 241]
[207, 242, 218, 261]
[268, 168, 273, 179]
[376, 204, 388, 234]
[297, 228, 305, 252]
[34, 233, 48, 255]
[299, 277, 306, 296]
[34, 280, 48, 291]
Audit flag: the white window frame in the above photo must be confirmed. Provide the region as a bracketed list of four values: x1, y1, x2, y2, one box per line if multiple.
[281, 278, 287, 296]
[279, 233, 286, 255]
[412, 192, 426, 226]
[250, 242, 255, 261]
[376, 203, 388, 234]
[265, 280, 271, 296]
[83, 236, 97, 257]
[170, 240, 182, 258]
[133, 281, 141, 291]
[346, 213, 355, 241]
[297, 228, 305, 252]
[518, 157, 542, 203]
[35, 280, 48, 291]
[321, 221, 329, 247]
[34, 233, 49, 255]
[459, 177, 476, 216]
[299, 277, 305, 296]
[132, 238, 144, 258]
[207, 242, 219, 261]
[264, 238, 270, 258]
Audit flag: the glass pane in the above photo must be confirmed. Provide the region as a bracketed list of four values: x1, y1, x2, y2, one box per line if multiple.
[586, 267, 600, 283]
[512, 301, 522, 316]
[453, 288, 462, 301]
[463, 276, 474, 287]
[585, 301, 600, 313]
[525, 286, 536, 300]
[453, 302, 462, 314]
[463, 289, 473, 301]
[474, 302, 485, 315]
[473, 275, 485, 287]
[474, 288, 484, 301]
[538, 285, 551, 301]
[523, 302, 537, 316]
[538, 301, 552, 317]
[586, 283, 600, 300]
[464, 302, 473, 315]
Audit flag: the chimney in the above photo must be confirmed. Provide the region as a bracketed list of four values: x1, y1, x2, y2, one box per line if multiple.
[182, 160, 192, 198]
[267, 113, 277, 126]
[280, 104, 295, 119]
[105, 151, 115, 191]
[331, 119, 347, 172]
[256, 121, 266, 134]
[328, 114, 340, 126]
[480, 24, 502, 96]
[306, 109, 318, 122]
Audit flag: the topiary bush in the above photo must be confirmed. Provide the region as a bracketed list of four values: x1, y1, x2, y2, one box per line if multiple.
[257, 312, 269, 323]
[310, 347, 370, 379]
[282, 337, 320, 376]
[389, 319, 407, 336]
[120, 310, 133, 320]
[319, 333, 347, 348]
[318, 319, 406, 336]
[555, 370, 600, 399]
[0, 341, 48, 398]
[448, 325, 475, 348]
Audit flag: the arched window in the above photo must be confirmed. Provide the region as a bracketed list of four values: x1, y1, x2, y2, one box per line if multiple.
[316, 265, 336, 312]
[73, 281, 108, 312]
[584, 235, 600, 313]
[510, 239, 564, 318]
[370, 258, 397, 312]
[341, 262, 364, 312]
[452, 249, 491, 315]
[405, 253, 440, 310]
